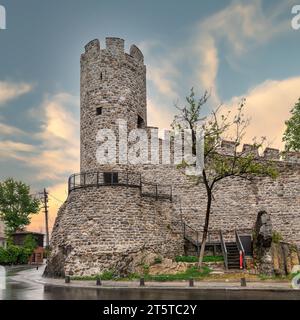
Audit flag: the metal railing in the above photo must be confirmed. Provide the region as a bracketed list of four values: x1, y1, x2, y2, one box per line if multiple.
[220, 230, 228, 270]
[235, 230, 246, 269]
[68, 171, 173, 201]
[140, 182, 172, 201]
[183, 222, 221, 256]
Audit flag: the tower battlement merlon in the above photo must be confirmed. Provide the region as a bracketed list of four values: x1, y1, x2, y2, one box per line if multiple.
[82, 39, 100, 60]
[81, 37, 144, 65]
[105, 37, 124, 56]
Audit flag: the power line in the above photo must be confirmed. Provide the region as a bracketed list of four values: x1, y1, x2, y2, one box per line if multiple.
[48, 193, 64, 204]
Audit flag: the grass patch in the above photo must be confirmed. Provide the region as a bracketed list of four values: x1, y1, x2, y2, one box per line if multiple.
[175, 255, 223, 263]
[143, 266, 211, 282]
[258, 271, 300, 281]
[71, 266, 212, 282]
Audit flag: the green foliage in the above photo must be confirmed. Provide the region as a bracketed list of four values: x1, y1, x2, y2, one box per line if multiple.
[272, 231, 283, 243]
[142, 264, 150, 275]
[0, 178, 40, 235]
[176, 160, 189, 169]
[71, 266, 212, 282]
[283, 98, 300, 151]
[23, 234, 38, 251]
[175, 255, 224, 263]
[0, 245, 33, 265]
[99, 270, 117, 280]
[154, 257, 162, 264]
[143, 266, 211, 282]
[0, 234, 37, 265]
[175, 255, 198, 263]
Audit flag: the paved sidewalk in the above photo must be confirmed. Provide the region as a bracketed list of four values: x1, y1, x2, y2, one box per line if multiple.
[39, 277, 295, 291]
[18, 264, 296, 292]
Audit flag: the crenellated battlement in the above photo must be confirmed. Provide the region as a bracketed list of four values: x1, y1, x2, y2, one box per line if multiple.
[82, 37, 144, 65]
[216, 140, 300, 164]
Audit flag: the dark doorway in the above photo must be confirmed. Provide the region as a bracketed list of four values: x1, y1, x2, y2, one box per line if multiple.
[240, 235, 252, 256]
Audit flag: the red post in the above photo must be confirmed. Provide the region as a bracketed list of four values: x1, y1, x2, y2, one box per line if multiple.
[239, 250, 243, 269]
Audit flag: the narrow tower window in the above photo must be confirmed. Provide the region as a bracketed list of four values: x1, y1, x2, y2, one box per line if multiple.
[137, 115, 145, 128]
[96, 107, 102, 115]
[100, 72, 103, 80]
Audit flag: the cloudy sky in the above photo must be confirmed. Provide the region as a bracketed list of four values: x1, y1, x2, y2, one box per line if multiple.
[0, 0, 300, 232]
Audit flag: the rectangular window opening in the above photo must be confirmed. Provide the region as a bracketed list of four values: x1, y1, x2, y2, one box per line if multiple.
[103, 172, 118, 185]
[96, 107, 102, 115]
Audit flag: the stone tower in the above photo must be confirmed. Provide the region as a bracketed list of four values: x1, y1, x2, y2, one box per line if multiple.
[80, 37, 147, 172]
[44, 37, 182, 278]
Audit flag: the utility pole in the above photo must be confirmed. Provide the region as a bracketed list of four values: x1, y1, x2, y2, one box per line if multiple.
[42, 188, 50, 248]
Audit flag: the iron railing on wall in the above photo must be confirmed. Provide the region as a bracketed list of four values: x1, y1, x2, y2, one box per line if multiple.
[68, 171, 173, 201]
[183, 222, 221, 256]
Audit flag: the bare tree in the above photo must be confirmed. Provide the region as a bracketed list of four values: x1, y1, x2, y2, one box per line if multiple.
[173, 89, 278, 268]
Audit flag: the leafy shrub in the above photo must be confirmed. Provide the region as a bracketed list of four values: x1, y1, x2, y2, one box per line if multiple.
[272, 231, 283, 243]
[154, 257, 162, 264]
[175, 255, 198, 263]
[0, 244, 35, 265]
[23, 234, 38, 251]
[175, 255, 224, 263]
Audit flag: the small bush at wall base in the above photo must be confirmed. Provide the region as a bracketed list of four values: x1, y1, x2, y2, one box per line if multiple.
[175, 255, 224, 263]
[154, 257, 162, 264]
[272, 231, 283, 243]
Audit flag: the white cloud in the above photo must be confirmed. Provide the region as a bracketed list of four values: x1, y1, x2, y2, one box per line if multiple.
[27, 93, 80, 180]
[147, 98, 175, 129]
[0, 93, 80, 181]
[223, 76, 300, 150]
[0, 81, 33, 105]
[139, 0, 293, 128]
[0, 140, 34, 153]
[191, 0, 292, 104]
[0, 123, 27, 136]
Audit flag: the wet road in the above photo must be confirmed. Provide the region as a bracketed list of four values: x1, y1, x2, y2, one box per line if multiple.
[1, 266, 300, 300]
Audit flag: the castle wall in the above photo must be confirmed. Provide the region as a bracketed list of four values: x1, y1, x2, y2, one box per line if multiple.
[137, 161, 300, 245]
[45, 185, 183, 277]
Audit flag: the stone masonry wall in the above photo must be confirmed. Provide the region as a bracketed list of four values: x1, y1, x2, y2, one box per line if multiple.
[45, 185, 183, 277]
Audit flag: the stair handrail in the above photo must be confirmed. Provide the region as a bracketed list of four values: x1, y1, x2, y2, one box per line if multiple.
[235, 230, 246, 269]
[219, 230, 228, 270]
[183, 222, 200, 245]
